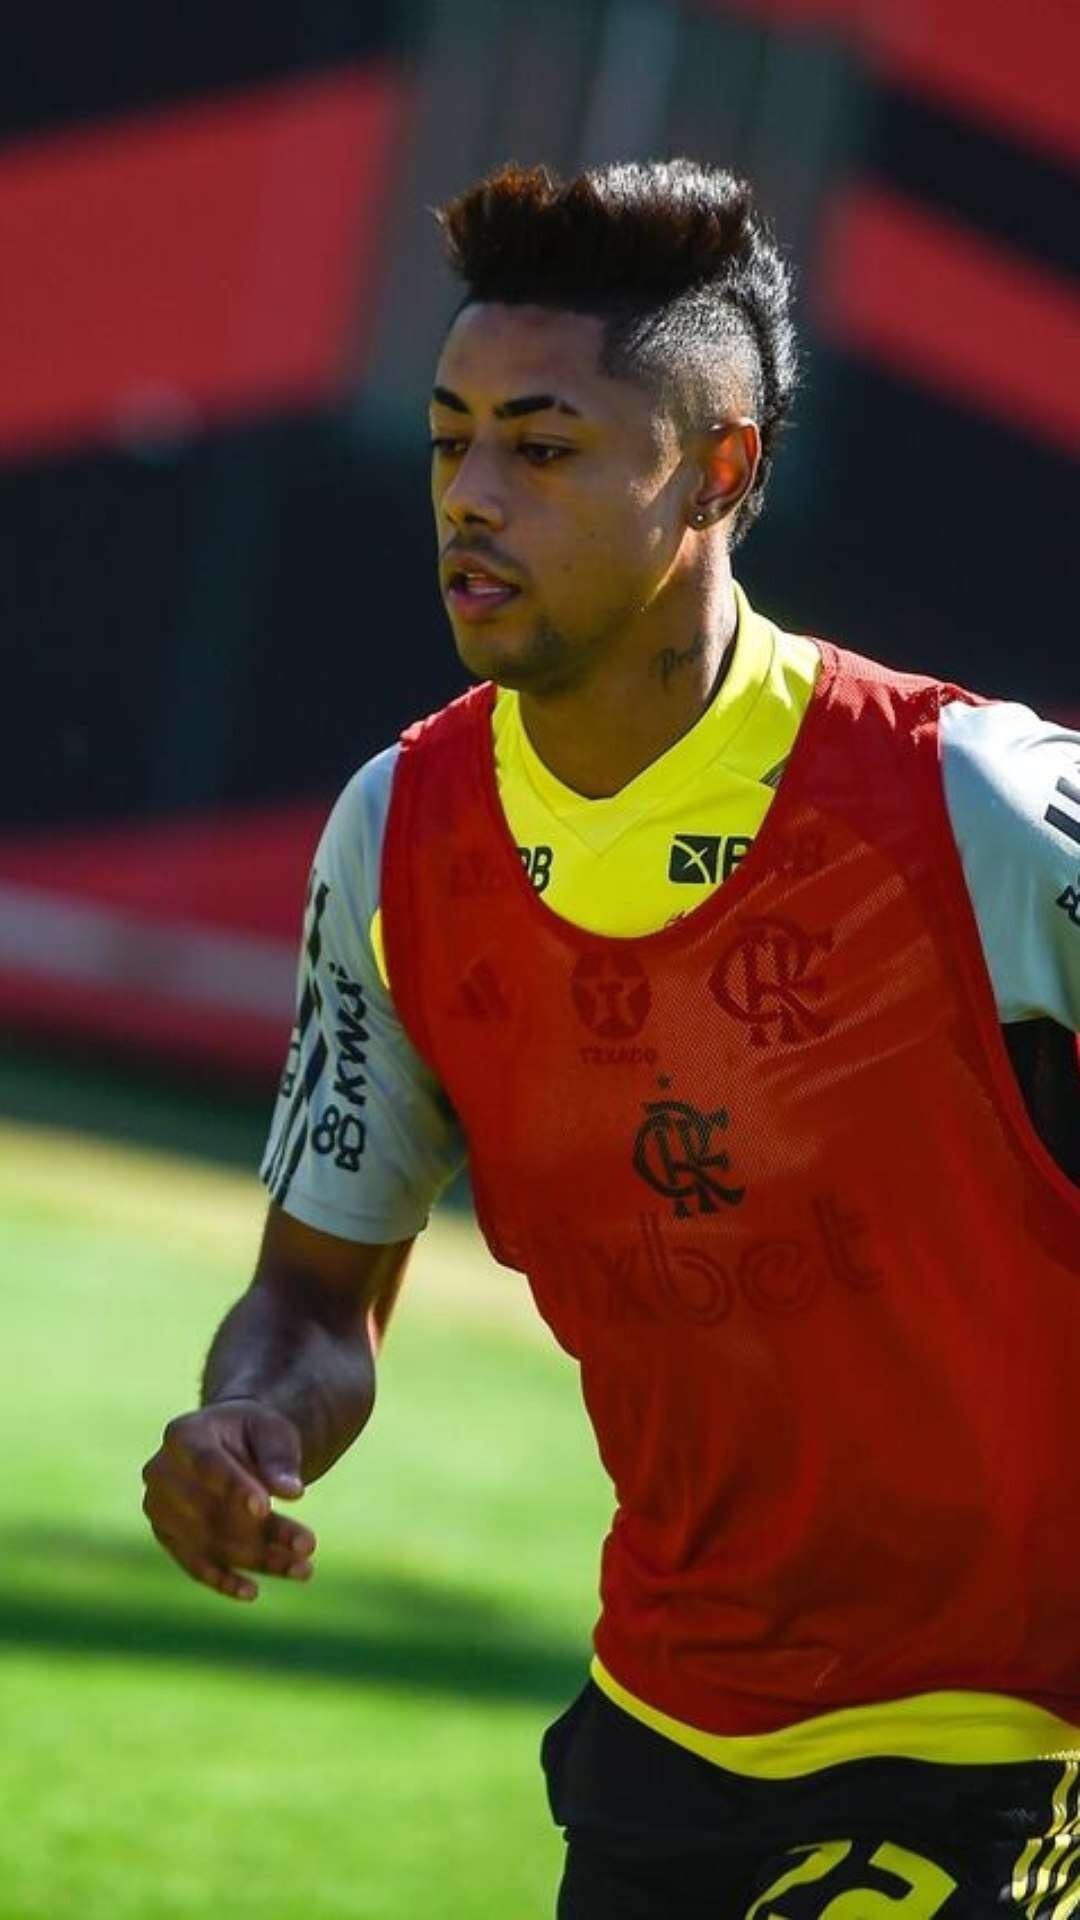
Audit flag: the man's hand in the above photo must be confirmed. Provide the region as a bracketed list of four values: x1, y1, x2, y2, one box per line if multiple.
[143, 1211, 414, 1600]
[141, 1399, 316, 1603]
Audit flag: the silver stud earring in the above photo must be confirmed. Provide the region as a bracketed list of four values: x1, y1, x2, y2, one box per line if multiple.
[691, 510, 709, 528]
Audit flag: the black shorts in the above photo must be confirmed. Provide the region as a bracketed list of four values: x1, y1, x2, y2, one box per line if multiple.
[541, 1682, 1080, 1919]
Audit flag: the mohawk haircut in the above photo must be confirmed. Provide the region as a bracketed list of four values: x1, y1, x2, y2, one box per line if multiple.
[435, 158, 798, 541]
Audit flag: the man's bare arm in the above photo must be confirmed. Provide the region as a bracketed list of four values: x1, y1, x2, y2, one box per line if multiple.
[201, 1203, 412, 1477]
[141, 1203, 414, 1603]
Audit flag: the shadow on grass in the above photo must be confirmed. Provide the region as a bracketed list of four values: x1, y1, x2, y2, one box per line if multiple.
[2, 1523, 586, 1708]
[0, 1038, 472, 1208]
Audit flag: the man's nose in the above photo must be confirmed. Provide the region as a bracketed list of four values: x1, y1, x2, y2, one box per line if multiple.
[441, 449, 506, 529]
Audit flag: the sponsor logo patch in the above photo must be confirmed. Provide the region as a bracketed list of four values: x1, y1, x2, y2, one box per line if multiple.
[580, 1043, 659, 1068]
[667, 833, 752, 884]
[530, 1194, 879, 1330]
[517, 844, 554, 893]
[311, 1105, 366, 1172]
[571, 947, 651, 1041]
[1056, 879, 1080, 927]
[328, 962, 368, 1110]
[668, 833, 721, 884]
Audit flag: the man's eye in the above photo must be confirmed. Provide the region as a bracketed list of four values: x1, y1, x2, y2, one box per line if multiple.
[428, 437, 571, 465]
[520, 444, 572, 466]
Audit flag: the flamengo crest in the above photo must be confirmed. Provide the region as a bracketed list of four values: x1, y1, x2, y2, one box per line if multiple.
[632, 1098, 745, 1219]
[710, 915, 833, 1046]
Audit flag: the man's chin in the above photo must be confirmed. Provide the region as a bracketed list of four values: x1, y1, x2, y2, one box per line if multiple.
[452, 616, 573, 693]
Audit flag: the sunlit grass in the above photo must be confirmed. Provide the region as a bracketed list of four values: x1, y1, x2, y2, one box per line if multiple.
[0, 1120, 609, 1918]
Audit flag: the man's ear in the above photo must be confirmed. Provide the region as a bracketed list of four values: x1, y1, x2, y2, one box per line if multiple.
[688, 419, 761, 529]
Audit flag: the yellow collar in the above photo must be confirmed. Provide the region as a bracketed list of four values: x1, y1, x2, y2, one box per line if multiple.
[493, 581, 778, 829]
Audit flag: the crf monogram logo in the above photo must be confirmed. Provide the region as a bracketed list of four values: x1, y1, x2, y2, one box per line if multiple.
[571, 947, 651, 1040]
[710, 915, 833, 1046]
[633, 1099, 745, 1218]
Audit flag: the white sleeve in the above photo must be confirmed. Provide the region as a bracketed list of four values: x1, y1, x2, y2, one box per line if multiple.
[260, 745, 467, 1242]
[940, 699, 1080, 1029]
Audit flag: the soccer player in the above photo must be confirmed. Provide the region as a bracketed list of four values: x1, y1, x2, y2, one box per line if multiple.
[143, 161, 1080, 1917]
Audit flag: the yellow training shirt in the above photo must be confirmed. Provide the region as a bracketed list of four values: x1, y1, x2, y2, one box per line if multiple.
[371, 583, 817, 977]
[489, 583, 818, 935]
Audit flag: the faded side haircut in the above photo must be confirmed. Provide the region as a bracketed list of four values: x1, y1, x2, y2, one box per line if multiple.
[435, 159, 798, 541]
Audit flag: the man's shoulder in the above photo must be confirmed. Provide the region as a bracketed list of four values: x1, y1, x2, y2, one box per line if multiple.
[938, 699, 1080, 1028]
[324, 685, 491, 865]
[827, 655, 1080, 858]
[828, 640, 962, 704]
[940, 699, 1080, 857]
[806, 643, 1074, 838]
[399, 681, 493, 754]
[324, 742, 401, 841]
[312, 744, 403, 898]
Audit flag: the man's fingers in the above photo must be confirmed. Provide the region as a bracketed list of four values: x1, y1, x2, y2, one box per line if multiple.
[245, 1410, 306, 1500]
[142, 1476, 201, 1526]
[225, 1539, 315, 1580]
[150, 1481, 316, 1562]
[146, 1494, 316, 1578]
[172, 1528, 311, 1574]
[147, 1408, 306, 1521]
[263, 1512, 317, 1559]
[144, 1409, 311, 1597]
[195, 1526, 316, 1579]
[154, 1413, 273, 1507]
[183, 1550, 259, 1603]
[168, 1437, 269, 1511]
[148, 1524, 259, 1602]
[142, 1469, 255, 1536]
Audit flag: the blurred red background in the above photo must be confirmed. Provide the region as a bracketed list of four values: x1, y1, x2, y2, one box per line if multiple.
[2, 0, 1076, 1082]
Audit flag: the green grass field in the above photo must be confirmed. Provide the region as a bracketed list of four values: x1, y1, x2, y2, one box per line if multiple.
[1, 1119, 610, 1918]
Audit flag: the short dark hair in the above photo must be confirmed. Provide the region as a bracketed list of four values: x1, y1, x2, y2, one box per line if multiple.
[435, 159, 798, 540]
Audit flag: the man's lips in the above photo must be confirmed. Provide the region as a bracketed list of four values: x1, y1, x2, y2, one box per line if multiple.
[442, 557, 523, 619]
[442, 553, 520, 588]
[446, 575, 522, 620]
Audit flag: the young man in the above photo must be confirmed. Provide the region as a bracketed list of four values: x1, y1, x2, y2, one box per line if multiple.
[143, 161, 1080, 1917]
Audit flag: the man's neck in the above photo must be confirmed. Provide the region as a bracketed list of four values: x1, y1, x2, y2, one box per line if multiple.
[517, 574, 739, 799]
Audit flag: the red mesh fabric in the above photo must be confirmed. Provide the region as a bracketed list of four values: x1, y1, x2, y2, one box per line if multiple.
[381, 645, 1080, 1737]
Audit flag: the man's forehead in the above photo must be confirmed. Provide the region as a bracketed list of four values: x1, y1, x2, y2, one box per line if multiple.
[434, 302, 616, 411]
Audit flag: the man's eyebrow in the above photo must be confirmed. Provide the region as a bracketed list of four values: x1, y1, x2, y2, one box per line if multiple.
[430, 386, 583, 421]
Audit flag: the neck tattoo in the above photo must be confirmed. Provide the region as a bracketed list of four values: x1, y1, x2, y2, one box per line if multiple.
[652, 629, 706, 690]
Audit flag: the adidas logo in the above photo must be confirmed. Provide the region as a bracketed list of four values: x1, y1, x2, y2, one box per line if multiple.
[450, 959, 510, 1021]
[1045, 771, 1080, 849]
